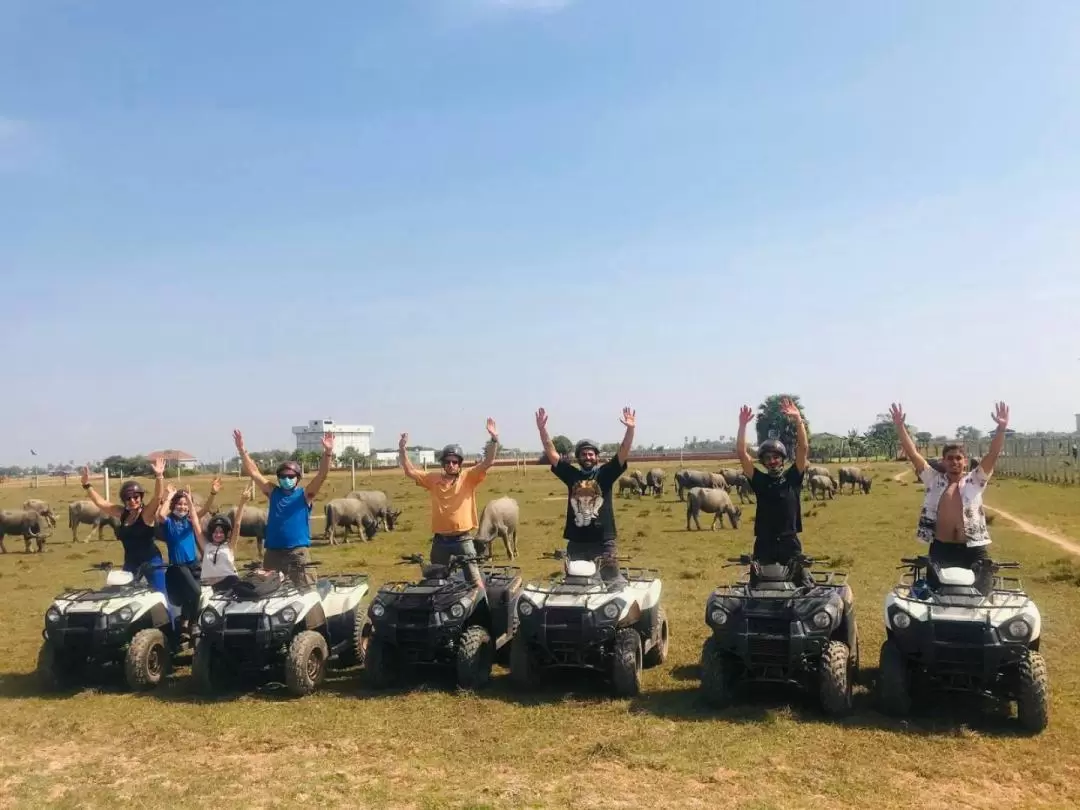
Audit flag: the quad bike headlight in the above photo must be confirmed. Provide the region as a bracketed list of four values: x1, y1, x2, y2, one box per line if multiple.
[115, 605, 134, 624]
[811, 611, 832, 630]
[449, 602, 466, 620]
[45, 607, 62, 624]
[710, 608, 728, 626]
[199, 608, 220, 628]
[518, 599, 534, 617]
[891, 610, 912, 630]
[370, 602, 386, 618]
[602, 602, 620, 620]
[1002, 617, 1031, 641]
[279, 607, 297, 625]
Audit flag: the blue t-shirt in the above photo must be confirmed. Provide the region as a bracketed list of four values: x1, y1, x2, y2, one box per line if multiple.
[264, 486, 312, 550]
[160, 515, 199, 565]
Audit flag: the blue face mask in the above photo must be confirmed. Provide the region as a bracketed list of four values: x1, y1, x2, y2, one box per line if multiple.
[278, 476, 298, 490]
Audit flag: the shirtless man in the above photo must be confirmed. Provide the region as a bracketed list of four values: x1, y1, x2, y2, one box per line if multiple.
[891, 401, 1009, 593]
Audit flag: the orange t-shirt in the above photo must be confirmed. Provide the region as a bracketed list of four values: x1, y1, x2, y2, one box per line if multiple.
[414, 467, 487, 535]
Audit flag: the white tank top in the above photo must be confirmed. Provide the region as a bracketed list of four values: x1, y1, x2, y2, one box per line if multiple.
[201, 542, 237, 582]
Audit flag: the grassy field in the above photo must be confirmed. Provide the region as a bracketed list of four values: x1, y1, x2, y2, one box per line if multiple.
[1, 461, 1078, 810]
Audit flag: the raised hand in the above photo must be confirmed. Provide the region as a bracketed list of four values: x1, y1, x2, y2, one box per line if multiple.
[232, 429, 245, 453]
[739, 405, 755, 426]
[399, 432, 409, 451]
[620, 406, 636, 428]
[321, 432, 336, 454]
[535, 408, 548, 430]
[991, 401, 1010, 429]
[486, 418, 498, 439]
[151, 456, 166, 477]
[889, 403, 906, 426]
[210, 477, 222, 495]
[240, 483, 254, 502]
[164, 484, 177, 501]
[779, 397, 801, 421]
[81, 465, 90, 487]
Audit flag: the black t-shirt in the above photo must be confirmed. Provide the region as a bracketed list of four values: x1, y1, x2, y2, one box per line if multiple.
[751, 465, 804, 540]
[552, 457, 627, 543]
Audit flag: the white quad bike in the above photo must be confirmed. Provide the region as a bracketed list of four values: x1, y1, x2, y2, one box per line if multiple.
[509, 550, 669, 697]
[193, 560, 371, 697]
[38, 561, 212, 692]
[880, 555, 1049, 733]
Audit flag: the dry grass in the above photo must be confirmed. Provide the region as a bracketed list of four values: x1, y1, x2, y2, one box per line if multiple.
[1, 462, 1078, 809]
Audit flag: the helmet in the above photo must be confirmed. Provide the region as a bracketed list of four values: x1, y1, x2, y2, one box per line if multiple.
[757, 439, 787, 461]
[275, 460, 302, 479]
[119, 481, 145, 501]
[574, 439, 600, 458]
[207, 515, 232, 535]
[437, 444, 465, 464]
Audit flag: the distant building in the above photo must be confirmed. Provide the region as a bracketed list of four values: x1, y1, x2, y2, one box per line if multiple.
[148, 450, 198, 470]
[1075, 413, 1080, 434]
[373, 449, 436, 468]
[292, 419, 374, 457]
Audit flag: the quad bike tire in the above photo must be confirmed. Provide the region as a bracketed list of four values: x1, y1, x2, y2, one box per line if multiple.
[335, 604, 371, 669]
[192, 637, 231, 695]
[456, 625, 494, 690]
[700, 637, 736, 708]
[611, 627, 643, 697]
[643, 605, 670, 668]
[877, 638, 911, 716]
[509, 637, 538, 690]
[363, 635, 398, 689]
[1016, 649, 1049, 733]
[36, 638, 80, 691]
[819, 640, 853, 716]
[125, 628, 168, 691]
[285, 630, 329, 697]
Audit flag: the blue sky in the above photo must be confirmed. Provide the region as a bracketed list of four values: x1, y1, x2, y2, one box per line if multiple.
[3, 0, 1080, 465]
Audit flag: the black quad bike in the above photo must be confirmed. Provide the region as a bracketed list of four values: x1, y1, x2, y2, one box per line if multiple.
[700, 554, 859, 716]
[364, 553, 522, 690]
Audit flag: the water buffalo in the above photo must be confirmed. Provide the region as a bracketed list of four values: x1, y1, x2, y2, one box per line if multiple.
[618, 475, 645, 497]
[686, 487, 742, 531]
[67, 500, 121, 543]
[345, 490, 401, 531]
[629, 469, 647, 492]
[201, 505, 270, 554]
[645, 467, 665, 497]
[838, 466, 872, 494]
[323, 498, 378, 545]
[806, 465, 835, 482]
[476, 496, 520, 560]
[808, 474, 837, 500]
[674, 469, 727, 500]
[23, 499, 57, 528]
[1, 508, 47, 552]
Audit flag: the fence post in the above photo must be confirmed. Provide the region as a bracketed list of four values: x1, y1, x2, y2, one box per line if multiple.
[104, 468, 110, 502]
[351, 460, 356, 491]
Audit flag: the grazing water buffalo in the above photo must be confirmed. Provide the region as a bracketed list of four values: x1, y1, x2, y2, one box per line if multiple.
[1, 508, 47, 552]
[201, 505, 271, 554]
[629, 469, 647, 491]
[808, 474, 837, 500]
[618, 475, 645, 497]
[674, 469, 727, 500]
[22, 499, 57, 528]
[346, 490, 401, 530]
[838, 466, 872, 494]
[645, 467, 665, 497]
[67, 500, 121, 543]
[686, 487, 742, 531]
[476, 496, 520, 560]
[806, 465, 835, 482]
[323, 498, 378, 545]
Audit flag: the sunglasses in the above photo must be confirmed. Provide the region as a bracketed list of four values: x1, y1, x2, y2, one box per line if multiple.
[279, 474, 297, 480]
[442, 458, 462, 465]
[124, 493, 143, 501]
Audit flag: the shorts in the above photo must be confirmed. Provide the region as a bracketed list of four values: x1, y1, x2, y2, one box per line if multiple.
[262, 546, 314, 586]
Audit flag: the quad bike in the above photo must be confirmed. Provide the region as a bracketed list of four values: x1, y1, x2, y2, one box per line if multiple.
[879, 555, 1049, 733]
[700, 554, 858, 716]
[364, 552, 521, 690]
[509, 550, 669, 697]
[37, 561, 211, 692]
[193, 560, 371, 697]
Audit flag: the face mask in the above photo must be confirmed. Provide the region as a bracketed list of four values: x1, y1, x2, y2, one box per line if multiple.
[171, 510, 189, 520]
[278, 476, 298, 490]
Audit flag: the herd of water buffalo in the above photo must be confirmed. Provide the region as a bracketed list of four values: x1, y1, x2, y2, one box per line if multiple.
[0, 463, 875, 555]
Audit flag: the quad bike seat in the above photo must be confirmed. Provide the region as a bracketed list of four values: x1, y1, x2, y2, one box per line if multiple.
[926, 563, 985, 597]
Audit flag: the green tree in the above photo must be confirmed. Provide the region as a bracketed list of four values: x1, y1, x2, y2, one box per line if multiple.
[863, 414, 916, 460]
[552, 435, 573, 456]
[756, 394, 811, 454]
[914, 431, 932, 449]
[955, 425, 982, 441]
[339, 446, 363, 465]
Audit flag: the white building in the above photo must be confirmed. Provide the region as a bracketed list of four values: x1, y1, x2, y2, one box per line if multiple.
[373, 449, 436, 468]
[292, 419, 374, 457]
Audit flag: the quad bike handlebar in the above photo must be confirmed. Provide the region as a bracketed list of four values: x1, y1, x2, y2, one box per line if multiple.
[724, 553, 827, 568]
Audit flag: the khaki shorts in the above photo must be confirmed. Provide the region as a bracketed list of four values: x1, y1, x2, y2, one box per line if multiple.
[262, 546, 314, 586]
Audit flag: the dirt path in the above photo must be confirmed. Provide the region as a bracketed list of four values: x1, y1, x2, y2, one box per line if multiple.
[890, 466, 1080, 556]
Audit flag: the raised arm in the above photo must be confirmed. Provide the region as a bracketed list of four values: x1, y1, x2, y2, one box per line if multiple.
[233, 429, 273, 497]
[616, 407, 636, 465]
[197, 477, 221, 518]
[535, 408, 560, 466]
[190, 492, 207, 555]
[889, 403, 927, 475]
[398, 432, 426, 483]
[736, 406, 756, 478]
[475, 418, 500, 472]
[158, 484, 178, 521]
[979, 402, 1009, 476]
[304, 433, 335, 503]
[138, 456, 167, 527]
[780, 397, 808, 473]
[230, 484, 253, 548]
[80, 466, 123, 519]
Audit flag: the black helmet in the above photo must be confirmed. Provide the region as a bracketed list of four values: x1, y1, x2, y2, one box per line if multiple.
[275, 460, 302, 479]
[207, 515, 232, 535]
[757, 439, 787, 461]
[438, 444, 465, 464]
[574, 439, 600, 458]
[119, 481, 145, 501]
